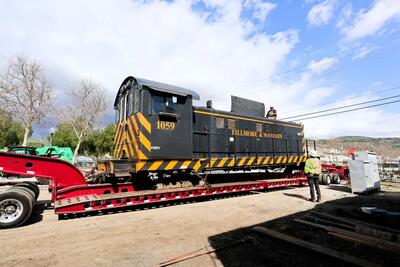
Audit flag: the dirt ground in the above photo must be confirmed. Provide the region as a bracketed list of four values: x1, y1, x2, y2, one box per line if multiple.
[0, 182, 398, 267]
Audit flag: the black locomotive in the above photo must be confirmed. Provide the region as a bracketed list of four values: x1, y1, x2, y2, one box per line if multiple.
[99, 75, 307, 184]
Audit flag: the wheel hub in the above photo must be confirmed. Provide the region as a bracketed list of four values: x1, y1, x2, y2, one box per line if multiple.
[0, 199, 24, 223]
[5, 205, 16, 214]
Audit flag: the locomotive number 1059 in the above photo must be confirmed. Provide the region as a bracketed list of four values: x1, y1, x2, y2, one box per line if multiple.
[157, 121, 176, 131]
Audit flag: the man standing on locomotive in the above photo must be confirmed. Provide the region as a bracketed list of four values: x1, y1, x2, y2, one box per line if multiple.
[266, 106, 277, 119]
[304, 150, 322, 202]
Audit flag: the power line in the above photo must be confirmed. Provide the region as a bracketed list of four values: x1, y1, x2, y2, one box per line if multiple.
[280, 85, 400, 117]
[290, 99, 400, 121]
[280, 92, 400, 120]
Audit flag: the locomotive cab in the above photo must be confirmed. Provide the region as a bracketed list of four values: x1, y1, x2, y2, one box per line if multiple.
[114, 77, 200, 161]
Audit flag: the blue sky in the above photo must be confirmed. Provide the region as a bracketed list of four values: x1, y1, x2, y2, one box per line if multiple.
[0, 0, 400, 138]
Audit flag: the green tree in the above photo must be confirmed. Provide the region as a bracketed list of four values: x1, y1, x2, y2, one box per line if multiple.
[0, 109, 24, 147]
[51, 123, 115, 158]
[94, 124, 115, 157]
[52, 123, 78, 148]
[81, 124, 115, 157]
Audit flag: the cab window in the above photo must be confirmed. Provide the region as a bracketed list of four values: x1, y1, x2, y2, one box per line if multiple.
[152, 94, 178, 114]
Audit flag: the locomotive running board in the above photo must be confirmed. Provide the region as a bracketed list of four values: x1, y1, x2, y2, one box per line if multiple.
[55, 177, 307, 214]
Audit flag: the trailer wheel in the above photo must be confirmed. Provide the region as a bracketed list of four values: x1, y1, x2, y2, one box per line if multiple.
[8, 186, 36, 205]
[332, 174, 340, 184]
[318, 174, 323, 183]
[322, 174, 331, 185]
[0, 190, 33, 229]
[12, 182, 40, 201]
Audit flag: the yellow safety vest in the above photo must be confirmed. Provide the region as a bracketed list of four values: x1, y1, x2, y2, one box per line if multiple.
[304, 158, 322, 175]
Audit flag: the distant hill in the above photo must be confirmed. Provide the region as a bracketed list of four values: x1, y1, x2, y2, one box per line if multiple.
[316, 136, 400, 159]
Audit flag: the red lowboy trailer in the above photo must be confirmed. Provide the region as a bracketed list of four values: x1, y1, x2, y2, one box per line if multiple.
[0, 152, 308, 229]
[319, 163, 350, 185]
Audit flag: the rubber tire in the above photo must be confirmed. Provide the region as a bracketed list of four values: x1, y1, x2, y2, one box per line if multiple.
[13, 182, 40, 201]
[0, 190, 33, 229]
[8, 186, 36, 205]
[318, 174, 324, 183]
[332, 174, 340, 184]
[322, 174, 331, 185]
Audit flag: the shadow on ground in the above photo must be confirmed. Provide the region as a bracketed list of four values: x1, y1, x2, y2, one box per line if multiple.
[208, 191, 400, 267]
[24, 200, 52, 227]
[328, 184, 352, 193]
[283, 192, 309, 201]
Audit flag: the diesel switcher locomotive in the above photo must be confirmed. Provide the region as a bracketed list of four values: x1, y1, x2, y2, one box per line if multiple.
[97, 76, 307, 188]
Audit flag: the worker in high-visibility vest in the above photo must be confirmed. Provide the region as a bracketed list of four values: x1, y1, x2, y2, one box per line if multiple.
[304, 150, 322, 202]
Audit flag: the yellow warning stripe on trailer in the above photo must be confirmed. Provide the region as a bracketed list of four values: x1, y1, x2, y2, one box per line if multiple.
[133, 155, 307, 173]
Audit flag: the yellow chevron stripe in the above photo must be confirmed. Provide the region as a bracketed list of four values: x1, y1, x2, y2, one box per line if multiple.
[263, 157, 270, 165]
[247, 157, 255, 166]
[128, 122, 139, 156]
[217, 158, 228, 168]
[131, 115, 139, 134]
[126, 120, 138, 158]
[136, 162, 146, 171]
[137, 112, 152, 134]
[138, 149, 148, 160]
[193, 160, 202, 172]
[115, 122, 123, 145]
[281, 156, 287, 164]
[138, 132, 151, 152]
[114, 123, 123, 157]
[165, 160, 178, 170]
[114, 123, 120, 145]
[129, 116, 148, 160]
[293, 156, 298, 163]
[228, 158, 235, 167]
[257, 157, 263, 165]
[180, 160, 192, 169]
[238, 157, 247, 166]
[149, 160, 163, 171]
[209, 158, 217, 168]
[117, 131, 127, 158]
[288, 156, 293, 163]
[124, 142, 133, 159]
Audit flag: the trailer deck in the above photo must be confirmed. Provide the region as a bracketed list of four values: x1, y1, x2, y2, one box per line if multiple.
[55, 177, 307, 214]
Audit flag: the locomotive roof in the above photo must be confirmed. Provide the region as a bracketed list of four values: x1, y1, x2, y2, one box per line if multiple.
[114, 76, 200, 108]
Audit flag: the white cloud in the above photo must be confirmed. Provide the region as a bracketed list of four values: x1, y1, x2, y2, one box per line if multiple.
[244, 0, 276, 23]
[352, 44, 377, 59]
[307, 0, 336, 27]
[0, 0, 398, 138]
[0, 0, 298, 119]
[303, 87, 335, 105]
[307, 57, 337, 74]
[340, 0, 400, 41]
[336, 2, 352, 29]
[303, 95, 400, 138]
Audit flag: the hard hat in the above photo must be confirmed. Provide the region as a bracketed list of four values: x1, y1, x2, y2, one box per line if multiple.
[308, 150, 319, 158]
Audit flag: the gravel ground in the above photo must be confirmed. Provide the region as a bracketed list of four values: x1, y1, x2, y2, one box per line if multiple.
[0, 182, 374, 267]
